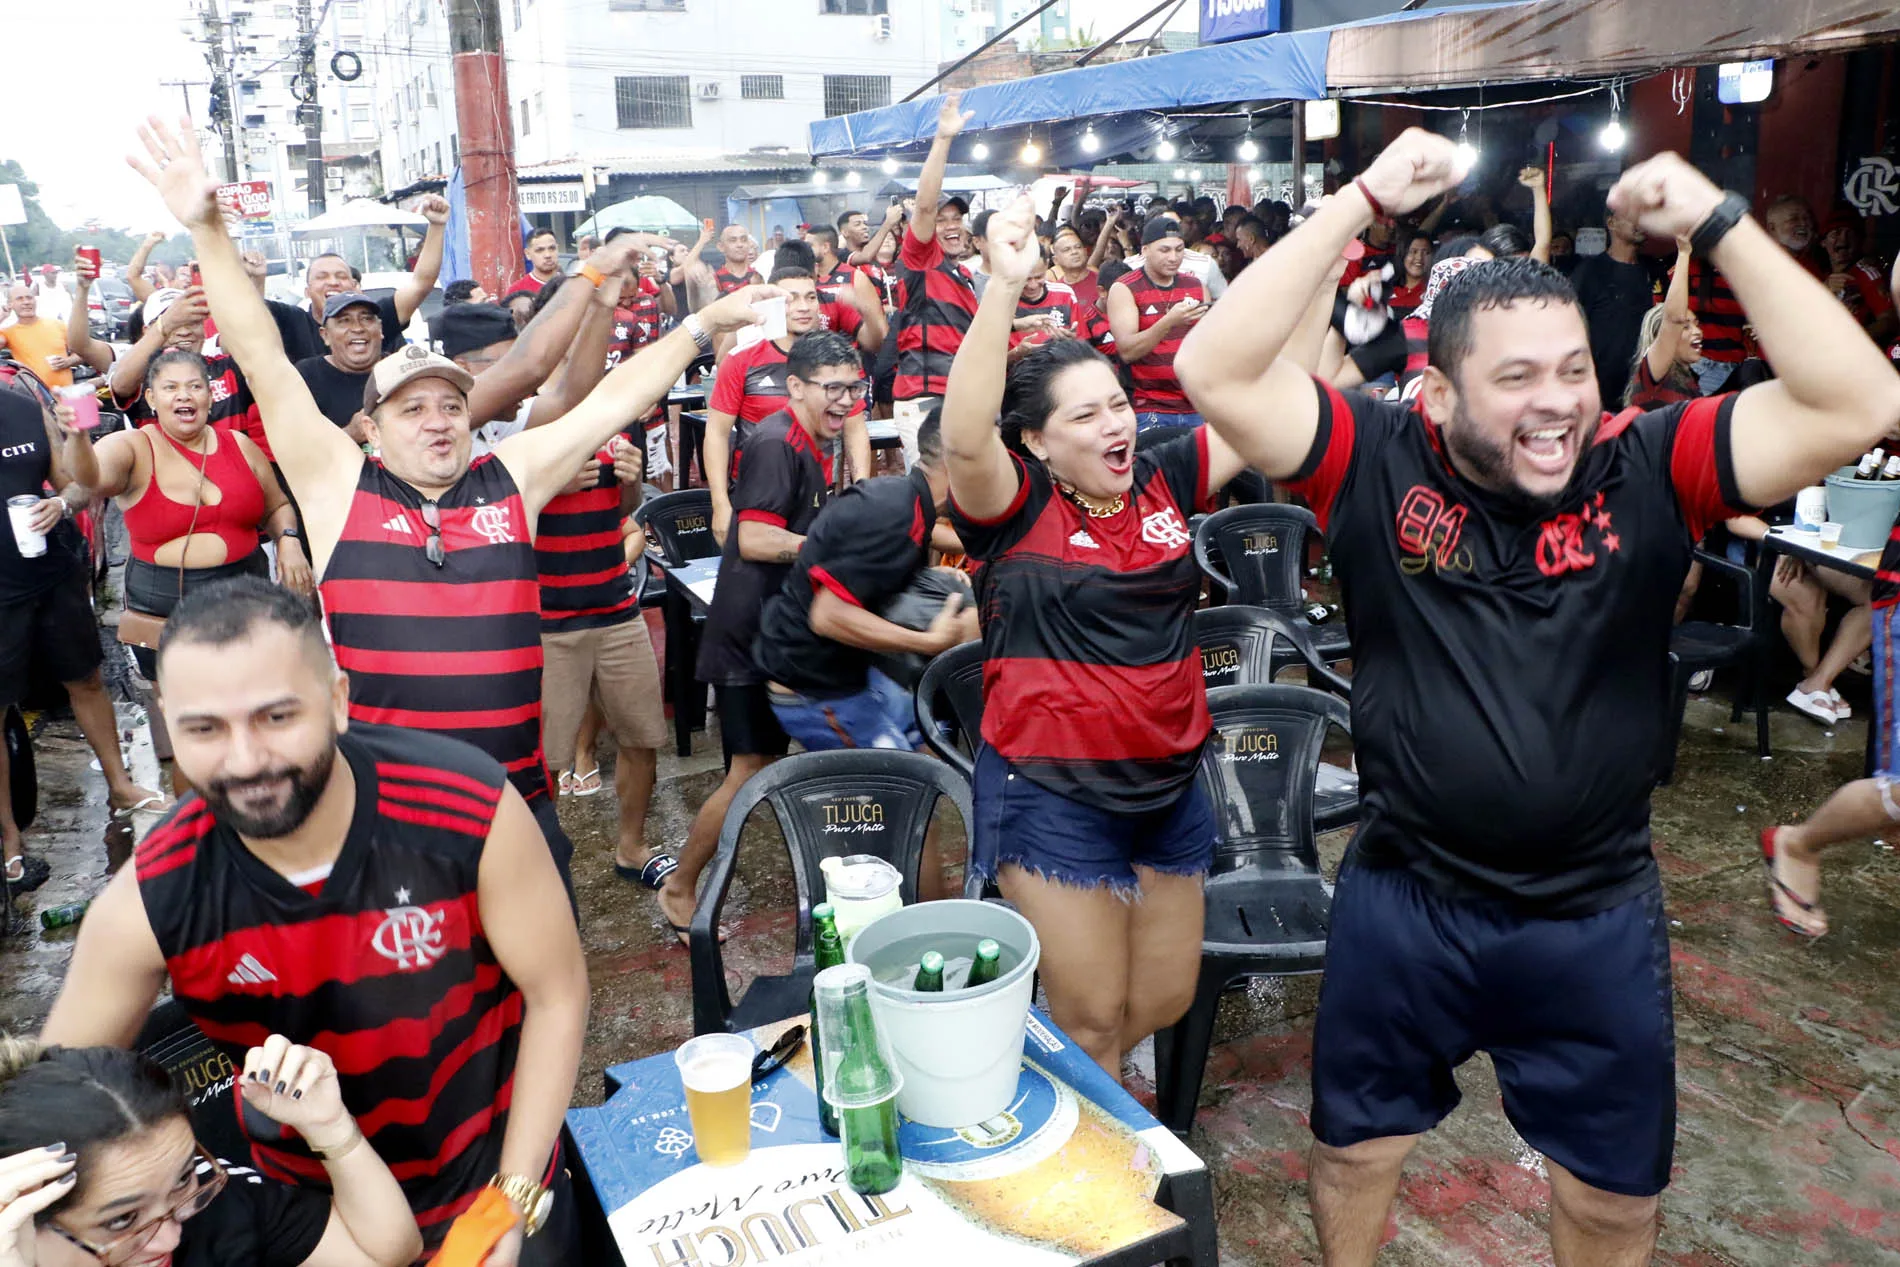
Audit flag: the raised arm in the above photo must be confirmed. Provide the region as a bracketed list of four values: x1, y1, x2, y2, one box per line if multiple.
[850, 202, 905, 266]
[849, 270, 887, 353]
[942, 196, 1035, 522]
[523, 272, 624, 431]
[128, 116, 365, 549]
[1520, 166, 1553, 265]
[107, 289, 205, 405]
[1608, 154, 1900, 506]
[40, 864, 168, 1048]
[1177, 128, 1466, 479]
[497, 285, 774, 516]
[65, 251, 114, 376]
[126, 231, 167, 303]
[912, 93, 972, 249]
[1645, 238, 1695, 386]
[393, 195, 449, 325]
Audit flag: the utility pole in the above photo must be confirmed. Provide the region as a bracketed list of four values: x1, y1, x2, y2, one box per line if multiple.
[200, 0, 239, 181]
[448, 0, 523, 293]
[297, 0, 327, 214]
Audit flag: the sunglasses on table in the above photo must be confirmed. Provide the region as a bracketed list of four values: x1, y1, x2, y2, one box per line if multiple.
[48, 1143, 226, 1264]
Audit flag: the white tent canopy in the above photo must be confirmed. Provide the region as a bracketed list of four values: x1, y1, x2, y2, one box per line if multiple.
[292, 199, 428, 235]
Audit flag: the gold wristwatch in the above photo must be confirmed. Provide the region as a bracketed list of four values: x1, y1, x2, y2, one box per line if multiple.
[489, 1173, 553, 1237]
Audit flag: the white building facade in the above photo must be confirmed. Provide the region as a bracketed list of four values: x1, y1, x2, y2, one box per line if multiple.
[941, 0, 1073, 59]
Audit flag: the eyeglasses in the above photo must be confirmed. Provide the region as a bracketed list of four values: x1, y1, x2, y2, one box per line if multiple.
[48, 1143, 226, 1265]
[811, 380, 872, 403]
[421, 499, 444, 568]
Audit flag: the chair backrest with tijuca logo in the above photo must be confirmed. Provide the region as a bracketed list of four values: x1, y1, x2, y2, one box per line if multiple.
[1194, 503, 1321, 612]
[1196, 684, 1348, 878]
[633, 489, 719, 567]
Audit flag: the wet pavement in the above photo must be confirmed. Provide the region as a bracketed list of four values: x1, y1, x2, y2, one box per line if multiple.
[6, 663, 1898, 1265]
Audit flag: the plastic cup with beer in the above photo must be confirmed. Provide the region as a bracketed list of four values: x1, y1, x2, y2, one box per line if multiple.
[674, 1033, 756, 1167]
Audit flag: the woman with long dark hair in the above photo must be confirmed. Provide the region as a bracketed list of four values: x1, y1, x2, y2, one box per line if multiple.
[941, 197, 1250, 1078]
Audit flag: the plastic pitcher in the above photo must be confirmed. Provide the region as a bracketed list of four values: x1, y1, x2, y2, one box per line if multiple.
[844, 899, 1040, 1128]
[820, 855, 902, 947]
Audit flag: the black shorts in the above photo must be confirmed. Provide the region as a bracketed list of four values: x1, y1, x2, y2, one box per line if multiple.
[1311, 863, 1677, 1198]
[0, 563, 102, 706]
[715, 683, 790, 759]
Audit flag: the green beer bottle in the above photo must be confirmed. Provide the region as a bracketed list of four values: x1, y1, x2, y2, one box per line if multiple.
[810, 904, 847, 1137]
[964, 939, 1002, 988]
[829, 972, 903, 1195]
[39, 902, 88, 931]
[912, 951, 945, 992]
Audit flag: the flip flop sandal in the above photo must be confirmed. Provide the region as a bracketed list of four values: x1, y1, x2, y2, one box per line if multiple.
[558, 770, 574, 796]
[614, 853, 679, 890]
[110, 794, 170, 822]
[1829, 690, 1851, 720]
[1785, 688, 1837, 726]
[569, 767, 603, 797]
[1759, 827, 1824, 938]
[4, 856, 49, 893]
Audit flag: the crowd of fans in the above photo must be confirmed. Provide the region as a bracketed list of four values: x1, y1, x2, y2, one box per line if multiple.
[0, 91, 1897, 1266]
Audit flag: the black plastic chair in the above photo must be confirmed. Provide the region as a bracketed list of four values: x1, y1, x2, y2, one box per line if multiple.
[633, 488, 718, 568]
[689, 749, 975, 1036]
[136, 1000, 251, 1165]
[912, 640, 986, 781]
[1194, 504, 1351, 664]
[1152, 683, 1347, 1135]
[1660, 548, 1772, 784]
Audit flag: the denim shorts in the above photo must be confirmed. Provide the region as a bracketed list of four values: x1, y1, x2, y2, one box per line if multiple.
[1135, 410, 1204, 434]
[1874, 604, 1900, 779]
[768, 669, 922, 752]
[970, 744, 1215, 896]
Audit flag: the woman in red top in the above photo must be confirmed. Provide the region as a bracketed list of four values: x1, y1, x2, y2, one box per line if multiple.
[944, 197, 1249, 1079]
[1387, 231, 1433, 318]
[1625, 236, 1703, 409]
[91, 348, 309, 689]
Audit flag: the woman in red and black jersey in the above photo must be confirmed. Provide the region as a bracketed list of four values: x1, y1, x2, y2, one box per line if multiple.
[1625, 236, 1703, 410]
[943, 197, 1252, 1079]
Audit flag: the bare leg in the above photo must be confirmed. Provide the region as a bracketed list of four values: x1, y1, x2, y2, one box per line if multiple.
[1771, 562, 1825, 675]
[1547, 1159, 1659, 1267]
[64, 671, 161, 810]
[998, 864, 1132, 1076]
[0, 723, 19, 865]
[572, 700, 604, 780]
[1119, 867, 1205, 1054]
[657, 753, 774, 936]
[1769, 777, 1894, 935]
[1800, 603, 1872, 696]
[1311, 1134, 1419, 1267]
[611, 744, 658, 872]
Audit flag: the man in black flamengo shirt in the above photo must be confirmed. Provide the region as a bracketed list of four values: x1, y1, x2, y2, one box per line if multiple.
[42, 579, 589, 1262]
[1179, 131, 1900, 1266]
[655, 331, 855, 939]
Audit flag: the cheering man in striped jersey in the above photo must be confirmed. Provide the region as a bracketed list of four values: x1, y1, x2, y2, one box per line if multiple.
[126, 115, 775, 888]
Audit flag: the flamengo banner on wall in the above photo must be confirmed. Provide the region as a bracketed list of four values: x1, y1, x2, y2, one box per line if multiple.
[1201, 0, 1283, 45]
[519, 182, 588, 214]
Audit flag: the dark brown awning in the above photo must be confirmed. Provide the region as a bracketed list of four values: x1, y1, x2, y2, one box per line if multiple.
[1326, 0, 1900, 91]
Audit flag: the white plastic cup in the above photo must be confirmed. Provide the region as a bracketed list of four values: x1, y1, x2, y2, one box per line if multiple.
[7, 496, 46, 559]
[674, 1033, 756, 1167]
[753, 295, 788, 340]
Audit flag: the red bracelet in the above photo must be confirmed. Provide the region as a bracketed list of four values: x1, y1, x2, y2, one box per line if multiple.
[1353, 177, 1392, 225]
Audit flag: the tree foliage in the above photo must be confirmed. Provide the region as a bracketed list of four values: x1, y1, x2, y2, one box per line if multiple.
[0, 159, 194, 272]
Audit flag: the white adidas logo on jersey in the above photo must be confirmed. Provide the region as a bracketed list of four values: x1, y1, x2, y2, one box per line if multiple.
[382, 515, 413, 535]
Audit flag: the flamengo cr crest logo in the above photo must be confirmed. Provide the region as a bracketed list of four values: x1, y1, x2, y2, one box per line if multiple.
[372, 902, 447, 970]
[470, 504, 514, 545]
[1141, 507, 1191, 549]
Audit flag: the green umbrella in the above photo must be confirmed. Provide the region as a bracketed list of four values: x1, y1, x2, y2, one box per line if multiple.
[574, 195, 701, 240]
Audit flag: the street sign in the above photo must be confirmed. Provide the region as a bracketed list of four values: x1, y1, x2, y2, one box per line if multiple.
[0, 186, 25, 227]
[1200, 0, 1283, 45]
[519, 182, 588, 214]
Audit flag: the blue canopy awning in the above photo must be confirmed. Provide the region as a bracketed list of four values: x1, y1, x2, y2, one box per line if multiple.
[809, 27, 1331, 158]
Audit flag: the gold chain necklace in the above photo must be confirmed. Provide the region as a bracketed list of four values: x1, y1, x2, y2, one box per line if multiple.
[1061, 484, 1125, 518]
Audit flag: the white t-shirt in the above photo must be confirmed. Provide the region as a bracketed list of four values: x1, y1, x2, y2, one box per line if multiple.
[1180, 250, 1226, 300]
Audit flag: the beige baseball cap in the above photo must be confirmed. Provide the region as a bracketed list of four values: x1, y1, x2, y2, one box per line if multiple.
[361, 343, 476, 414]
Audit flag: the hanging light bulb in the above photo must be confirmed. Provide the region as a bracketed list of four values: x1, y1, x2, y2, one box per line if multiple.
[1599, 118, 1626, 151]
[1173, 167, 1188, 180]
[1189, 168, 1203, 182]
[1238, 136, 1259, 162]
[843, 170, 861, 187]
[1156, 138, 1177, 161]
[1020, 139, 1042, 164]
[1454, 110, 1478, 170]
[880, 156, 899, 175]
[1080, 125, 1100, 154]
[812, 171, 829, 186]
[971, 141, 990, 161]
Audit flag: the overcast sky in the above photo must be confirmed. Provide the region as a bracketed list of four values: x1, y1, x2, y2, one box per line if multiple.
[9, 0, 1197, 231]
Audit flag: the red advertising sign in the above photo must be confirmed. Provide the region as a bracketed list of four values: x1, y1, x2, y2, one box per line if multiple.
[217, 180, 274, 220]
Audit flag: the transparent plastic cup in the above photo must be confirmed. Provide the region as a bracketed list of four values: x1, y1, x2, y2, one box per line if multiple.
[674, 1033, 755, 1167]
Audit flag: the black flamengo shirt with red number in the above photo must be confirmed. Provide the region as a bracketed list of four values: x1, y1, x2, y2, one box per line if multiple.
[952, 432, 1216, 812]
[534, 432, 638, 633]
[893, 224, 978, 399]
[133, 723, 523, 1248]
[1288, 379, 1750, 915]
[1114, 266, 1204, 412]
[320, 458, 552, 805]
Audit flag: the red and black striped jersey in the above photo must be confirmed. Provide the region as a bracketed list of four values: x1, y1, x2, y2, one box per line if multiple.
[951, 433, 1216, 811]
[535, 433, 638, 633]
[714, 266, 761, 297]
[1114, 266, 1204, 413]
[116, 352, 268, 460]
[134, 723, 522, 1247]
[859, 262, 899, 311]
[1675, 259, 1745, 364]
[605, 280, 667, 368]
[893, 225, 978, 400]
[817, 262, 856, 305]
[320, 457, 552, 805]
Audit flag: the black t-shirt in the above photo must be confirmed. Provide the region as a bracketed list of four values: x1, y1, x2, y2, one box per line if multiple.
[755, 468, 935, 695]
[1288, 378, 1748, 916]
[270, 295, 406, 365]
[0, 387, 84, 600]
[695, 411, 835, 686]
[1569, 252, 1657, 410]
[295, 356, 371, 430]
[174, 1157, 330, 1267]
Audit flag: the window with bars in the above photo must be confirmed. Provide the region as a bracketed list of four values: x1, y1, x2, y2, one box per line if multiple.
[615, 75, 692, 129]
[740, 75, 784, 101]
[519, 98, 530, 136]
[822, 74, 891, 117]
[821, 0, 887, 13]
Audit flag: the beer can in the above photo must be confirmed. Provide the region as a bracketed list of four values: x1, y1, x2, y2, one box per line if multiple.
[77, 247, 101, 276]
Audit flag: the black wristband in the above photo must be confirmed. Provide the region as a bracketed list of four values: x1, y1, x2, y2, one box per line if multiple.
[1689, 192, 1750, 258]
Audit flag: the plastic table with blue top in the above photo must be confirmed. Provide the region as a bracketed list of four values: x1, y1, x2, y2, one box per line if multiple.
[564, 1009, 1218, 1267]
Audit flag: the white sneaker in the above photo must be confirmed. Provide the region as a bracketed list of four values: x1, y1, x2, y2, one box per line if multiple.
[1688, 669, 1714, 692]
[1786, 687, 1838, 725]
[1829, 689, 1851, 720]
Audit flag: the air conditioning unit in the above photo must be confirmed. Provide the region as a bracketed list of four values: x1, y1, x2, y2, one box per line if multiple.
[698, 81, 722, 99]
[870, 13, 892, 39]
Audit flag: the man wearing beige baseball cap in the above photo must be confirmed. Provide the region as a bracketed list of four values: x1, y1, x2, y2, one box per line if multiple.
[130, 115, 777, 903]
